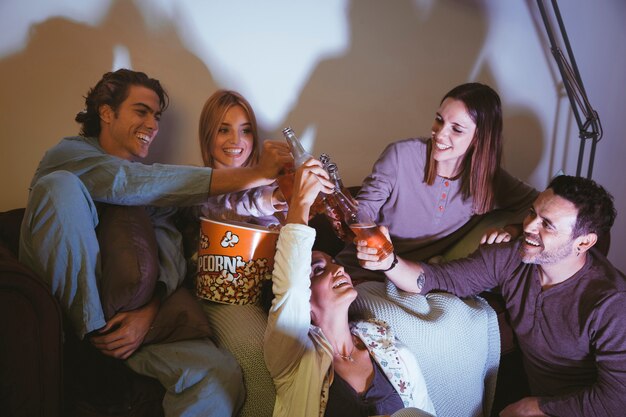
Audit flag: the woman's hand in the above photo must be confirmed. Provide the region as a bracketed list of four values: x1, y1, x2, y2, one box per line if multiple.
[271, 188, 288, 211]
[480, 224, 522, 245]
[285, 159, 334, 225]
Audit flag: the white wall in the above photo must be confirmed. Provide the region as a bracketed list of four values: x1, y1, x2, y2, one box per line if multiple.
[1, 0, 624, 271]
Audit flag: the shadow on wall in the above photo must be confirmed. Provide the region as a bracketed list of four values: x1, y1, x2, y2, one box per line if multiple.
[0, 0, 545, 211]
[503, 105, 544, 182]
[0, 0, 218, 209]
[472, 64, 544, 182]
[272, 0, 543, 186]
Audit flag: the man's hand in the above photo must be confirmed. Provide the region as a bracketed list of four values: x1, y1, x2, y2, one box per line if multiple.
[256, 140, 292, 181]
[355, 225, 394, 269]
[89, 297, 159, 359]
[500, 397, 547, 417]
[209, 140, 292, 195]
[356, 225, 429, 294]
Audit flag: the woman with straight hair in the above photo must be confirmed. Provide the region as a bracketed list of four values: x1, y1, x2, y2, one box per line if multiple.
[177, 89, 290, 282]
[196, 89, 288, 226]
[337, 83, 537, 280]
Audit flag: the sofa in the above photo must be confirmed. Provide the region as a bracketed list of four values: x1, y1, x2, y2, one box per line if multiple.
[1, 204, 539, 417]
[0, 208, 166, 417]
[0, 208, 63, 417]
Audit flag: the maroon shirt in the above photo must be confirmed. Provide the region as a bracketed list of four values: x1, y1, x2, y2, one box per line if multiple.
[421, 241, 626, 417]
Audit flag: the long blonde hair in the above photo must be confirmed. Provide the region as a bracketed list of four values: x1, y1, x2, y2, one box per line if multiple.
[198, 90, 260, 168]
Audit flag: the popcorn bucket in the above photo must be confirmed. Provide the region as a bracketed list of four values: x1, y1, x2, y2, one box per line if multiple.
[196, 217, 279, 305]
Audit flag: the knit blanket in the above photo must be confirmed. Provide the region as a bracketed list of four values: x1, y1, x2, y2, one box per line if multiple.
[350, 281, 500, 417]
[202, 281, 499, 417]
[201, 302, 275, 417]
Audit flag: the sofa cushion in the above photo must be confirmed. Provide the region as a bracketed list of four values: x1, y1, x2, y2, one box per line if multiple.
[96, 204, 160, 319]
[0, 208, 26, 255]
[96, 204, 212, 344]
[63, 325, 165, 417]
[144, 287, 212, 345]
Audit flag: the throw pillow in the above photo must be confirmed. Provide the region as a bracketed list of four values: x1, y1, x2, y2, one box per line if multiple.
[96, 204, 159, 319]
[144, 287, 212, 344]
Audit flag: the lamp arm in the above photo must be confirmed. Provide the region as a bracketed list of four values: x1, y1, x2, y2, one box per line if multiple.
[536, 0, 602, 178]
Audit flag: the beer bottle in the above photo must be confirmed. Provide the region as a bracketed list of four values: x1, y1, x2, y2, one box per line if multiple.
[326, 169, 393, 259]
[320, 163, 354, 242]
[326, 162, 357, 206]
[308, 153, 333, 216]
[283, 127, 313, 166]
[277, 127, 313, 205]
[319, 153, 331, 169]
[319, 152, 329, 165]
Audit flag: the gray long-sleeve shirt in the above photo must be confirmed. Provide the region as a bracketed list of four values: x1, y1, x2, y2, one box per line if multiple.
[32, 136, 213, 207]
[31, 135, 215, 294]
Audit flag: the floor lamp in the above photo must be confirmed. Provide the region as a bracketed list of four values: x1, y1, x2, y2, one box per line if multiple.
[536, 0, 603, 179]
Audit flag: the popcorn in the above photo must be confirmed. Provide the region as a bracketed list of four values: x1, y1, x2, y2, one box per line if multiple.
[196, 218, 279, 305]
[196, 256, 272, 304]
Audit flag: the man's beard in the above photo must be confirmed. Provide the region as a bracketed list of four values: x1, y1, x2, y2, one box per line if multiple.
[520, 237, 574, 265]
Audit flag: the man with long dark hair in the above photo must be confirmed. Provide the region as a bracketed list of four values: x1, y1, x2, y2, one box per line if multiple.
[19, 68, 291, 416]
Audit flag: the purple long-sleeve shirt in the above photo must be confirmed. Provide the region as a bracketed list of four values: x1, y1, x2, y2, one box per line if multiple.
[421, 240, 626, 417]
[358, 138, 537, 240]
[337, 138, 537, 280]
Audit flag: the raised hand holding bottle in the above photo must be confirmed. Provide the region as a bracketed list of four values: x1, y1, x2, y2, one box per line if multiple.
[277, 127, 313, 205]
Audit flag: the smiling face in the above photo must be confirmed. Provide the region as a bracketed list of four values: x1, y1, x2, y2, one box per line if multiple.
[309, 251, 357, 323]
[520, 189, 579, 265]
[209, 104, 254, 169]
[431, 97, 477, 177]
[98, 85, 161, 161]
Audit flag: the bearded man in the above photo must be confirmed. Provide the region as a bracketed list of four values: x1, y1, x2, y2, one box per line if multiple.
[357, 175, 626, 417]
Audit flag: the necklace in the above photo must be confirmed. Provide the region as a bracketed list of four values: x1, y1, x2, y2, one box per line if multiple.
[334, 336, 357, 362]
[335, 349, 355, 362]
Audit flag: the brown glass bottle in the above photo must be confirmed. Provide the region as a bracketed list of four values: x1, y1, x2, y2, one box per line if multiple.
[325, 165, 393, 259]
[276, 127, 313, 205]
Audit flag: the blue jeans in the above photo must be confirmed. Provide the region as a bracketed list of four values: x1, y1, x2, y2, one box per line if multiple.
[126, 338, 245, 417]
[20, 170, 106, 338]
[20, 171, 244, 416]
